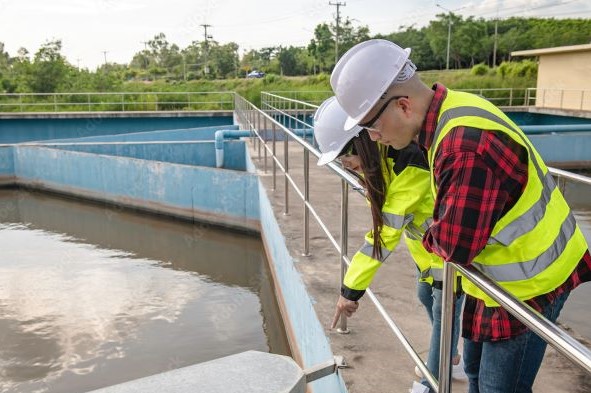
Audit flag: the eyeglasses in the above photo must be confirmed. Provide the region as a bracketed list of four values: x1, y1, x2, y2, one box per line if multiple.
[359, 95, 408, 131]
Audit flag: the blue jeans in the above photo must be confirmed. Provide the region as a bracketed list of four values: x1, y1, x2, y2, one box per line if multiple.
[464, 290, 570, 393]
[417, 280, 464, 389]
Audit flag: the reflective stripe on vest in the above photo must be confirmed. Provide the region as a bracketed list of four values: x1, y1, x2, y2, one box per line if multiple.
[383, 211, 406, 229]
[433, 106, 555, 248]
[430, 267, 443, 281]
[359, 241, 391, 262]
[431, 105, 578, 283]
[472, 214, 577, 281]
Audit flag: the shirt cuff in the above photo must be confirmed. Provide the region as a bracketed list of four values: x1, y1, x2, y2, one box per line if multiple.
[341, 285, 366, 301]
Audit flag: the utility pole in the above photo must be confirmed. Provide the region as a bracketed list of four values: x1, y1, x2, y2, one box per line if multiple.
[329, 1, 346, 64]
[200, 24, 212, 75]
[436, 3, 464, 70]
[140, 41, 150, 70]
[492, 18, 498, 67]
[102, 50, 108, 66]
[492, 6, 499, 67]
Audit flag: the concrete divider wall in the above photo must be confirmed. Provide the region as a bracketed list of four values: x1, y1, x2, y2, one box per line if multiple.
[13, 146, 259, 231]
[0, 115, 233, 143]
[254, 166, 346, 393]
[52, 141, 247, 171]
[0, 146, 15, 185]
[527, 133, 591, 167]
[42, 125, 240, 144]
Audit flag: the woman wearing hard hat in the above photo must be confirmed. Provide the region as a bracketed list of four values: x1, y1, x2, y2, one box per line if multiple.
[330, 39, 591, 393]
[314, 96, 466, 393]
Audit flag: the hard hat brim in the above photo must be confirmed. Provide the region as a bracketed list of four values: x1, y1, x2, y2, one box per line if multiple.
[316, 123, 363, 166]
[344, 116, 362, 132]
[317, 150, 341, 166]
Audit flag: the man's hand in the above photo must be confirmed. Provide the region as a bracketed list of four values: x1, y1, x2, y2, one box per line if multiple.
[330, 295, 359, 329]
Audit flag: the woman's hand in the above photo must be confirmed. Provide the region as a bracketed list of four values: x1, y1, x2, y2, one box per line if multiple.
[330, 295, 359, 329]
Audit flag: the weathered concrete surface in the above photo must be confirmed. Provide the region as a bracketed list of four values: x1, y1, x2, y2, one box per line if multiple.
[84, 351, 306, 393]
[249, 140, 591, 393]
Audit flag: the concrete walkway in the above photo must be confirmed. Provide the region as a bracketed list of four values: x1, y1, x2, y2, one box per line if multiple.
[248, 140, 591, 393]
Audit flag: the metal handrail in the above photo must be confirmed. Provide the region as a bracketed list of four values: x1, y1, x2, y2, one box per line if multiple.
[265, 88, 530, 107]
[526, 87, 591, 111]
[0, 91, 235, 112]
[243, 92, 591, 392]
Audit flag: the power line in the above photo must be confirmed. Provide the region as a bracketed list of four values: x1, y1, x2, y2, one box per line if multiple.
[329, 1, 346, 64]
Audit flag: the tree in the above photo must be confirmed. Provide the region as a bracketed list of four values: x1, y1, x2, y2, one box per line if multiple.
[29, 40, 73, 93]
[308, 23, 334, 73]
[277, 46, 309, 76]
[209, 42, 239, 78]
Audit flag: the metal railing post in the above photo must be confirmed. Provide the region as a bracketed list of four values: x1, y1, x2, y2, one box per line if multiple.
[556, 175, 567, 194]
[122, 93, 125, 111]
[303, 149, 310, 256]
[438, 263, 457, 393]
[509, 88, 513, 106]
[263, 115, 268, 173]
[257, 110, 262, 160]
[284, 134, 289, 215]
[560, 90, 564, 109]
[581, 91, 585, 111]
[53, 94, 57, 112]
[338, 179, 350, 334]
[272, 122, 277, 191]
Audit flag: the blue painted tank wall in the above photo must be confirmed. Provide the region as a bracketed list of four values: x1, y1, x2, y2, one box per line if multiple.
[13, 146, 259, 230]
[507, 112, 591, 126]
[0, 146, 14, 179]
[256, 167, 347, 393]
[44, 125, 239, 143]
[527, 133, 591, 166]
[53, 141, 246, 171]
[0, 116, 233, 143]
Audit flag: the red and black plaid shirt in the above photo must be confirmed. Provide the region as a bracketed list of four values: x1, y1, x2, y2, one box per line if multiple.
[420, 83, 591, 342]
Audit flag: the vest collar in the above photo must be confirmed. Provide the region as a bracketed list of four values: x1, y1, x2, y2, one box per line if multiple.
[418, 83, 447, 151]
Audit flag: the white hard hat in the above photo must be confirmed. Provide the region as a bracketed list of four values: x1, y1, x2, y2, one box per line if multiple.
[330, 39, 413, 130]
[314, 96, 362, 166]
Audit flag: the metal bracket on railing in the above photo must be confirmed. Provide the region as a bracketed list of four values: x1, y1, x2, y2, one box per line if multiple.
[303, 355, 347, 383]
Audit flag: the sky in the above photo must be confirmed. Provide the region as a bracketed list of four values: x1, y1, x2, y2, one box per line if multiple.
[0, 0, 589, 70]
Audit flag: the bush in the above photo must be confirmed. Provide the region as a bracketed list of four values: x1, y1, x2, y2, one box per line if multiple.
[471, 63, 489, 76]
[495, 60, 538, 79]
[514, 60, 538, 78]
[263, 73, 280, 84]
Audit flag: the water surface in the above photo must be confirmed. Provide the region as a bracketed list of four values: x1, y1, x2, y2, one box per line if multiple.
[0, 189, 289, 393]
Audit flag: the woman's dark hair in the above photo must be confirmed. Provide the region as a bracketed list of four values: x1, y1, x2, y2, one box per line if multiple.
[352, 132, 388, 260]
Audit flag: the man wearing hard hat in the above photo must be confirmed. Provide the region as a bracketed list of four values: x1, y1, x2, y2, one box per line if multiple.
[330, 39, 591, 393]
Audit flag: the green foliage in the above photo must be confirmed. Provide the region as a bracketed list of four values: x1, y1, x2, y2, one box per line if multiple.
[495, 60, 538, 79]
[471, 63, 489, 76]
[0, 15, 586, 94]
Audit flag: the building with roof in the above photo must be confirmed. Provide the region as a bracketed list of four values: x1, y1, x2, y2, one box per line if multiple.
[512, 44, 591, 112]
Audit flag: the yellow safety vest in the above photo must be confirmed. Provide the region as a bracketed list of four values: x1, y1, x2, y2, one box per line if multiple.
[428, 89, 588, 306]
[343, 144, 444, 295]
